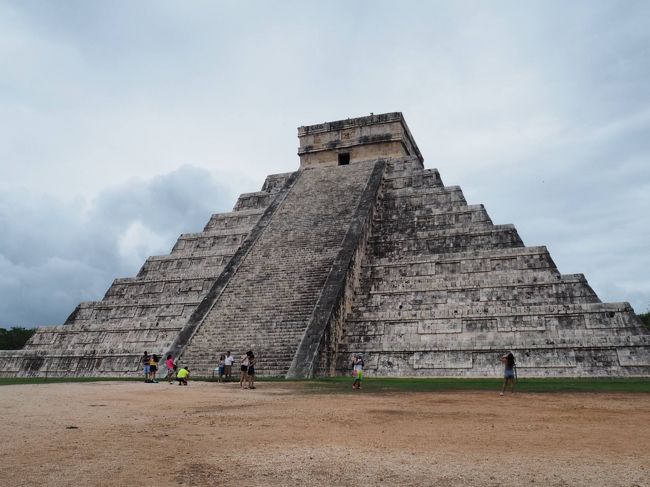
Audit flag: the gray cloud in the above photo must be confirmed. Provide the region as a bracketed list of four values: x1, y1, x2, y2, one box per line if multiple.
[0, 166, 234, 327]
[0, 0, 648, 322]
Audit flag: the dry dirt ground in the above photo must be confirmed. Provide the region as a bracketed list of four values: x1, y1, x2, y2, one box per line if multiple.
[0, 380, 649, 487]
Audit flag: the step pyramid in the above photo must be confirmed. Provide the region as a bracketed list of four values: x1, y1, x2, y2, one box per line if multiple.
[1, 112, 648, 377]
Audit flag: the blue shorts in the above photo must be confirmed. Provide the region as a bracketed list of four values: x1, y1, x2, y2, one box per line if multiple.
[504, 369, 515, 379]
[144, 365, 150, 374]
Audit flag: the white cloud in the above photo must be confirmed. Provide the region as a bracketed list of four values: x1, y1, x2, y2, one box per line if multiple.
[117, 221, 167, 267]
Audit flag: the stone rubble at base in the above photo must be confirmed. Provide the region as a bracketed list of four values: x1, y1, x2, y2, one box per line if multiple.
[1, 112, 648, 378]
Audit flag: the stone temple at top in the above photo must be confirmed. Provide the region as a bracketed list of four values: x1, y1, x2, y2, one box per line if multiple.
[2, 112, 649, 378]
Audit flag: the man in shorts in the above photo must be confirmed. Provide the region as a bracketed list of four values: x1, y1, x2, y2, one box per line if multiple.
[224, 351, 234, 382]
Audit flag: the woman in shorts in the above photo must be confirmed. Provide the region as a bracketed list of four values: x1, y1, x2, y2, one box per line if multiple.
[149, 354, 159, 383]
[500, 351, 516, 395]
[240, 353, 249, 389]
[246, 351, 256, 389]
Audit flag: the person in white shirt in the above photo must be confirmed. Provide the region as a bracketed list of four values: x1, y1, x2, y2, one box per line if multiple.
[224, 351, 234, 382]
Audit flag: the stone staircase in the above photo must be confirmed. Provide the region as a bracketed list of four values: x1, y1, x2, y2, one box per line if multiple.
[0, 173, 293, 376]
[2, 112, 648, 378]
[179, 161, 381, 377]
[336, 156, 650, 376]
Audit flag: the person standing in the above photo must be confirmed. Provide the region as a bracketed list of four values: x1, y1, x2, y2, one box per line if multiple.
[142, 351, 150, 383]
[352, 354, 364, 390]
[165, 354, 176, 384]
[216, 355, 225, 383]
[224, 351, 234, 382]
[500, 351, 517, 395]
[149, 354, 159, 383]
[239, 353, 249, 389]
[246, 351, 256, 389]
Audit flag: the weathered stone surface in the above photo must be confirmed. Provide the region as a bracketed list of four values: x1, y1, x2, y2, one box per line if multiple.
[0, 172, 291, 376]
[179, 161, 381, 377]
[298, 113, 422, 168]
[335, 155, 650, 377]
[1, 112, 648, 378]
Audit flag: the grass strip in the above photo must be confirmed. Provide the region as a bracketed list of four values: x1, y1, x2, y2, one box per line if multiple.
[1, 376, 648, 393]
[301, 376, 650, 394]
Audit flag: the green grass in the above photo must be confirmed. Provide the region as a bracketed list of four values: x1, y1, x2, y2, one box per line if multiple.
[1, 375, 649, 393]
[301, 376, 650, 394]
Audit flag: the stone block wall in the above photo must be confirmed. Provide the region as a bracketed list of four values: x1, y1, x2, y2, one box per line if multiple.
[0, 173, 292, 377]
[335, 156, 650, 377]
[2, 113, 648, 379]
[179, 161, 380, 377]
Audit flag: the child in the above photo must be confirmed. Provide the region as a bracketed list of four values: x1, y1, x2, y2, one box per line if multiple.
[149, 354, 159, 383]
[165, 354, 176, 384]
[216, 355, 225, 383]
[352, 354, 364, 390]
[176, 366, 190, 386]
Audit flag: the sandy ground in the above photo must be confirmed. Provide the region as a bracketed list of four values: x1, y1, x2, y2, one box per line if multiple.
[0, 380, 649, 487]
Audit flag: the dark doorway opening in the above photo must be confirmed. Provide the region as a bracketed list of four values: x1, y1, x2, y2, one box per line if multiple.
[338, 153, 350, 165]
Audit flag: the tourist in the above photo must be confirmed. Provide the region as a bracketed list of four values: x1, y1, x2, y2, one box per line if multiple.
[165, 354, 176, 384]
[176, 366, 190, 386]
[500, 352, 517, 395]
[240, 352, 249, 389]
[352, 354, 364, 389]
[216, 354, 225, 383]
[142, 351, 150, 383]
[149, 354, 159, 383]
[246, 351, 256, 389]
[224, 351, 234, 382]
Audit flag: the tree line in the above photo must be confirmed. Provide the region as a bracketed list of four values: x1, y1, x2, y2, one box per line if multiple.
[640, 312, 650, 330]
[0, 327, 37, 350]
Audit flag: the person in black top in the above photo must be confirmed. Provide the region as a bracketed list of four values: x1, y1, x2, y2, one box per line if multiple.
[246, 351, 256, 389]
[142, 351, 150, 382]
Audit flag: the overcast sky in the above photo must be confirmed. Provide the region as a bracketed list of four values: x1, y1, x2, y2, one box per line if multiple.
[1, 0, 649, 327]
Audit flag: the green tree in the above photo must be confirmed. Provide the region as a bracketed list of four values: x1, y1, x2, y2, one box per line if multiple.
[639, 312, 650, 330]
[0, 327, 36, 350]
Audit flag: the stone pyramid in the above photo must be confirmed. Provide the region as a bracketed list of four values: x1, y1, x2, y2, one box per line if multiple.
[1, 113, 648, 378]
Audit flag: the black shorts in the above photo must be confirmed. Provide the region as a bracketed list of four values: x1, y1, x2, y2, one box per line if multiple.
[241, 365, 248, 372]
[150, 365, 157, 372]
[247, 367, 255, 376]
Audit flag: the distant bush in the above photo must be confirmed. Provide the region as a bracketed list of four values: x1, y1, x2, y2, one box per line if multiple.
[0, 327, 36, 350]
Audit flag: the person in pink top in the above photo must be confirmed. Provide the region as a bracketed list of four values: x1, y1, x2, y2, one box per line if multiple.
[165, 354, 176, 384]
